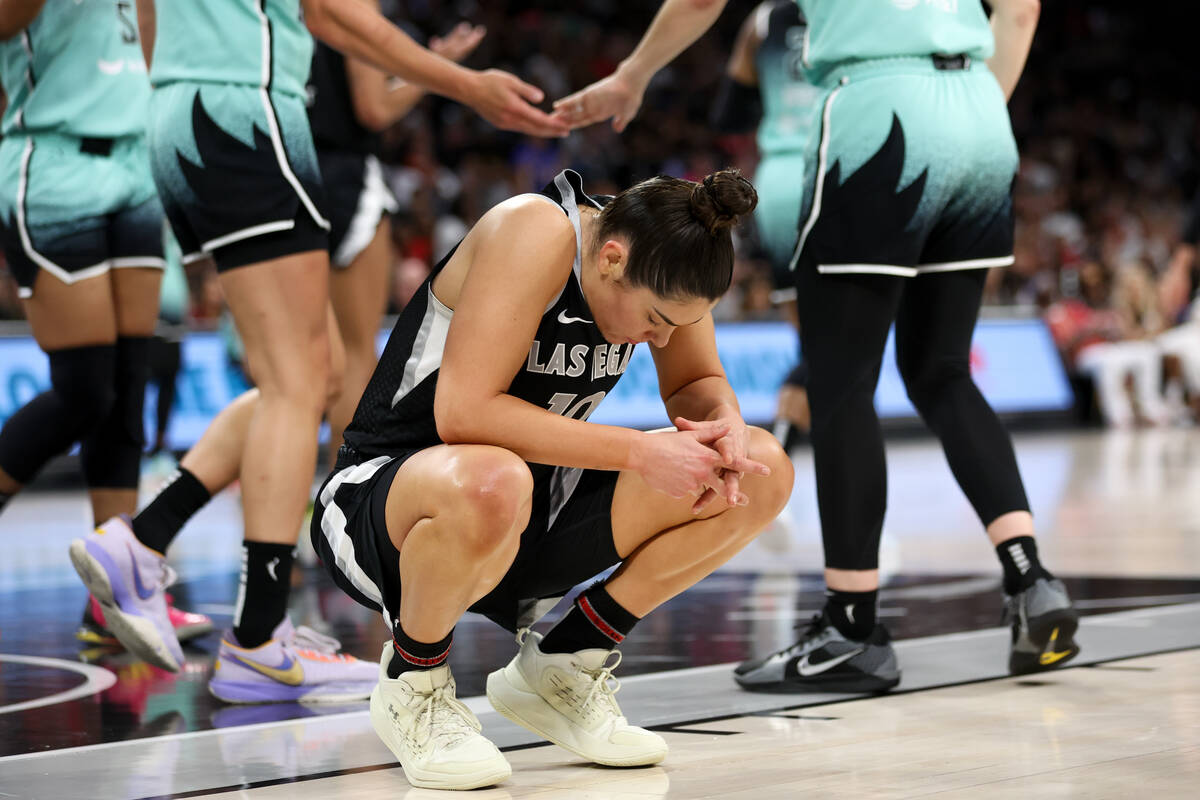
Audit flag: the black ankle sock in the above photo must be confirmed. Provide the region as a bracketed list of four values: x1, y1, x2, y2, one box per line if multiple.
[825, 589, 877, 641]
[540, 584, 640, 654]
[132, 467, 211, 554]
[996, 536, 1050, 594]
[387, 622, 453, 678]
[232, 541, 294, 648]
[0, 490, 13, 515]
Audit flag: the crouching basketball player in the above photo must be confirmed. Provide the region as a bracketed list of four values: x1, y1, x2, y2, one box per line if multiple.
[310, 168, 793, 789]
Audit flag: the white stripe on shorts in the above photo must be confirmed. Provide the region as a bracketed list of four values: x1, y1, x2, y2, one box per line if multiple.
[817, 263, 919, 278]
[14, 137, 110, 295]
[332, 155, 399, 267]
[916, 255, 1015, 274]
[789, 82, 845, 273]
[318, 456, 394, 608]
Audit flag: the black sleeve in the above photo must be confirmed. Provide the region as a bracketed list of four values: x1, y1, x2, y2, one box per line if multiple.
[710, 74, 763, 135]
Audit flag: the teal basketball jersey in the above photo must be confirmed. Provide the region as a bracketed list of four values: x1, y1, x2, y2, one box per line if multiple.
[754, 1, 819, 157]
[0, 0, 149, 137]
[796, 0, 993, 80]
[150, 0, 313, 98]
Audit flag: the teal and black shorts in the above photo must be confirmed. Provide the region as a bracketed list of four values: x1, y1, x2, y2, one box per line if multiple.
[146, 82, 330, 272]
[792, 55, 1018, 279]
[0, 133, 164, 299]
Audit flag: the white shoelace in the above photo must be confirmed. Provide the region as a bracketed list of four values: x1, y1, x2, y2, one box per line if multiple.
[515, 627, 624, 717]
[579, 650, 623, 716]
[414, 685, 481, 747]
[290, 625, 342, 653]
[159, 563, 179, 591]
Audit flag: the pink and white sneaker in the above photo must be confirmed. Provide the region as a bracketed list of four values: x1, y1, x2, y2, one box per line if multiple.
[208, 618, 377, 704]
[77, 593, 214, 647]
[69, 516, 184, 672]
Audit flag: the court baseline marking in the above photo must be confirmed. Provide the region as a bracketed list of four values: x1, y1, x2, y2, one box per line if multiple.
[1, 599, 1194, 763]
[140, 642, 1200, 800]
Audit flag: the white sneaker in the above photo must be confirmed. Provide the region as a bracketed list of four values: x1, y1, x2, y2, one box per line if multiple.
[369, 644, 511, 790]
[486, 630, 667, 767]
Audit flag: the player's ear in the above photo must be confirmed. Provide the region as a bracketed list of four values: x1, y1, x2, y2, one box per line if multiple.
[598, 239, 627, 282]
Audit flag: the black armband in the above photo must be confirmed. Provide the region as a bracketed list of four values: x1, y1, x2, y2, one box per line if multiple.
[710, 75, 763, 135]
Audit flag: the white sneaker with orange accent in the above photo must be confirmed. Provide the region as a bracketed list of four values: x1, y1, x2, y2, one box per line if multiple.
[208, 618, 377, 703]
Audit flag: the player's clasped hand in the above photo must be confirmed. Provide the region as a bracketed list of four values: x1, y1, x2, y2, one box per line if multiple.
[632, 418, 771, 515]
[675, 416, 768, 514]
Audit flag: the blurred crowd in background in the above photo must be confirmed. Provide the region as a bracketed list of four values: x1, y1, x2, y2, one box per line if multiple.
[2, 1, 1199, 426]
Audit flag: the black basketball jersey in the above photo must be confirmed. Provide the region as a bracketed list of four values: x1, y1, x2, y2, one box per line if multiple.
[342, 170, 637, 474]
[307, 41, 377, 155]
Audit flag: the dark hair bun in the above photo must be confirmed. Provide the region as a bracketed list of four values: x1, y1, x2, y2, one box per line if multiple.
[689, 169, 758, 235]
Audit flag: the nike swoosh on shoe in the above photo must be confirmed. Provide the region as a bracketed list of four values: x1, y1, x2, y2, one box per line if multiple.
[796, 648, 865, 677]
[128, 545, 158, 601]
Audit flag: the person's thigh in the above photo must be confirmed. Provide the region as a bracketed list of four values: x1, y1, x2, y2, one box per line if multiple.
[312, 445, 533, 622]
[218, 248, 330, 396]
[894, 268, 987, 374]
[381, 443, 533, 551]
[21, 271, 117, 350]
[330, 217, 391, 356]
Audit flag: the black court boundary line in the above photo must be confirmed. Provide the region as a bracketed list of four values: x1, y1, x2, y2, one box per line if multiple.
[142, 642, 1200, 800]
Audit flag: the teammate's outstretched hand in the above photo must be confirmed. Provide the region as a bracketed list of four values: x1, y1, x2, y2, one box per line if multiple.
[429, 22, 486, 63]
[631, 421, 729, 502]
[675, 415, 771, 514]
[466, 69, 570, 138]
[552, 66, 648, 132]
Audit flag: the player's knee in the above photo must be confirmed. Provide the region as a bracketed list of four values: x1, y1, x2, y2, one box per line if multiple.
[742, 427, 793, 522]
[254, 347, 330, 415]
[899, 355, 968, 412]
[49, 345, 117, 431]
[451, 450, 533, 556]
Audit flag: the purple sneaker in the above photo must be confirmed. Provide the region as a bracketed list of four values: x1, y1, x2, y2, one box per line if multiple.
[208, 618, 378, 704]
[68, 516, 184, 672]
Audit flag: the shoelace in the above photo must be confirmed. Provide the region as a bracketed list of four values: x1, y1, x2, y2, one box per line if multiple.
[578, 650, 623, 715]
[781, 614, 827, 655]
[290, 625, 343, 654]
[159, 563, 180, 591]
[415, 685, 481, 747]
[514, 628, 623, 716]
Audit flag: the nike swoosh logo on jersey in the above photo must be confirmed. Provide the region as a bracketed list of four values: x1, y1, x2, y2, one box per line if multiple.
[557, 310, 593, 325]
[128, 545, 157, 601]
[97, 59, 125, 75]
[796, 648, 865, 677]
[230, 652, 305, 686]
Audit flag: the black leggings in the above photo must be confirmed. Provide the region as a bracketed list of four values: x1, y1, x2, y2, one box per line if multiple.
[796, 267, 1030, 571]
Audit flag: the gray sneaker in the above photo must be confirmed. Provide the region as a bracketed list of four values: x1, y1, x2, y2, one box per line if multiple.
[734, 612, 900, 694]
[1005, 577, 1080, 675]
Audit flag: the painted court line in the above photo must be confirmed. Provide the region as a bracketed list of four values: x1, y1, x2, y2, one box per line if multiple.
[3, 601, 1196, 765]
